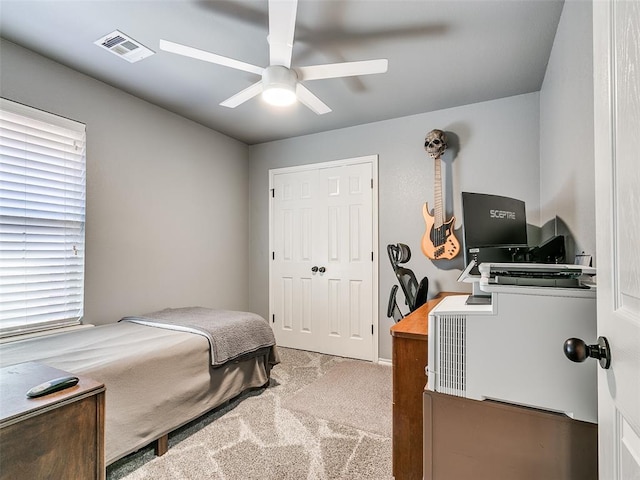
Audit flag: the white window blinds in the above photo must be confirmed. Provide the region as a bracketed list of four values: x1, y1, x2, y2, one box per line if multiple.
[0, 99, 86, 337]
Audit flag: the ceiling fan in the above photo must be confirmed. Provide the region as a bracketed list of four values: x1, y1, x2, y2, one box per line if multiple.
[159, 0, 388, 114]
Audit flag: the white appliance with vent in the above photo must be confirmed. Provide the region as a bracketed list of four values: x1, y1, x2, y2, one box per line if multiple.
[427, 288, 597, 423]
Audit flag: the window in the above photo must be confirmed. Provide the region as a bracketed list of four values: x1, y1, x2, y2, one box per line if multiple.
[0, 99, 86, 337]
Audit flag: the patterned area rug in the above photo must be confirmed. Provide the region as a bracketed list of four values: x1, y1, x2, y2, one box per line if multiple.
[107, 348, 393, 480]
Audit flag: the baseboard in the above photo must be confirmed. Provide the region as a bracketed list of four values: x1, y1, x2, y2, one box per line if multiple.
[377, 357, 392, 366]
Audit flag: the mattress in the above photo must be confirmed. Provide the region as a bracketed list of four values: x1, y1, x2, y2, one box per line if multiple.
[0, 322, 275, 464]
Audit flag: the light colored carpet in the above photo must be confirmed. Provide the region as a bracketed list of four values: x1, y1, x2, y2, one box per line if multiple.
[107, 348, 393, 480]
[283, 360, 392, 437]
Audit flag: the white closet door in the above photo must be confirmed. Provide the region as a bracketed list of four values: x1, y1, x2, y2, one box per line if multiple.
[270, 159, 375, 361]
[271, 169, 322, 353]
[316, 162, 373, 359]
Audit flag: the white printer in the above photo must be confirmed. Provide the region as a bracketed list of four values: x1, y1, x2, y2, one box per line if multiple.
[427, 263, 597, 423]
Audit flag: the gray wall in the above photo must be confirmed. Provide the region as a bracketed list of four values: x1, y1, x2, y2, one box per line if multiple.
[248, 93, 541, 361]
[1, 0, 596, 362]
[539, 0, 595, 263]
[0, 40, 251, 325]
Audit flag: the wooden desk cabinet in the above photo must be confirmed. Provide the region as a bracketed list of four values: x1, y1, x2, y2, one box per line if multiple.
[423, 390, 598, 480]
[0, 362, 105, 480]
[390, 291, 597, 480]
[390, 293, 457, 480]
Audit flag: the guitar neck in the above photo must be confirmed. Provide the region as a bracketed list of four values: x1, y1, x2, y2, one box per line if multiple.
[434, 157, 444, 228]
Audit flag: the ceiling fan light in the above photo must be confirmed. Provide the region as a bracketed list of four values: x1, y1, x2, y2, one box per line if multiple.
[263, 85, 297, 106]
[262, 65, 298, 107]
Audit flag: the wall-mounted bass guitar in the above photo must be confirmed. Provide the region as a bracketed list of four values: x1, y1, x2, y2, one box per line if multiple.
[421, 129, 460, 260]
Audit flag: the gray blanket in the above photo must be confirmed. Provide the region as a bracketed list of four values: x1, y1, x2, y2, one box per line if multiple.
[120, 307, 275, 367]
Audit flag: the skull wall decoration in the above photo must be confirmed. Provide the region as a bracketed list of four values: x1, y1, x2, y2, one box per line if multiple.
[424, 129, 448, 159]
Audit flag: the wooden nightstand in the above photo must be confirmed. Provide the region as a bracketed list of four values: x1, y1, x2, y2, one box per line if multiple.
[0, 362, 105, 480]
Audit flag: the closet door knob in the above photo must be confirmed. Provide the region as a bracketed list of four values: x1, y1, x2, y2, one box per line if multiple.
[318, 266, 326, 273]
[311, 266, 319, 273]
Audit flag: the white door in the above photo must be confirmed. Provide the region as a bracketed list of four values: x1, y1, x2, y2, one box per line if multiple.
[270, 157, 377, 361]
[593, 1, 640, 478]
[271, 168, 320, 354]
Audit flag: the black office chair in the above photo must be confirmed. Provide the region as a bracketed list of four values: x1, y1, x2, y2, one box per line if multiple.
[386, 243, 429, 322]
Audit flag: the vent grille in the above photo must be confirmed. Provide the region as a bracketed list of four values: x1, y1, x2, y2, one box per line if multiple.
[102, 35, 126, 49]
[94, 30, 154, 63]
[438, 314, 466, 396]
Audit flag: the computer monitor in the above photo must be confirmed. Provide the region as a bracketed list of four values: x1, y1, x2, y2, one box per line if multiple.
[461, 192, 529, 276]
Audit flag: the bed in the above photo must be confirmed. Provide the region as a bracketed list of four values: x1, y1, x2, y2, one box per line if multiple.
[0, 307, 279, 465]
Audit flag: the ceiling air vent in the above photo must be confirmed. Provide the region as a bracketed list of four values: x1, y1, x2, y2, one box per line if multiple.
[94, 30, 154, 63]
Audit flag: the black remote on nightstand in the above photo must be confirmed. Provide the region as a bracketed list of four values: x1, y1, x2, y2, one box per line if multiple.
[26, 375, 79, 398]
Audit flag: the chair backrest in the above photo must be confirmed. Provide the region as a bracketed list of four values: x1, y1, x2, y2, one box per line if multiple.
[395, 266, 420, 310]
[386, 243, 429, 321]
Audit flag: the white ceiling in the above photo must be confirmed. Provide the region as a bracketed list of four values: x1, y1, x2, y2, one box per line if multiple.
[0, 0, 564, 145]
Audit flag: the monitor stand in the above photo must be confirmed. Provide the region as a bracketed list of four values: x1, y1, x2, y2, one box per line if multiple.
[466, 281, 491, 305]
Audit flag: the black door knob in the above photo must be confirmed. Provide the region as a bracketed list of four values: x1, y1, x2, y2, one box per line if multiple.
[563, 336, 611, 369]
[318, 266, 326, 273]
[311, 266, 318, 273]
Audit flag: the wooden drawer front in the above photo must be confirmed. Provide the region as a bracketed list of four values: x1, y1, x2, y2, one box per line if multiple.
[0, 395, 100, 480]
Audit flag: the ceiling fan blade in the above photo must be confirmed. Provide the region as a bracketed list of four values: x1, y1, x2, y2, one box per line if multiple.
[296, 59, 389, 81]
[159, 39, 263, 75]
[268, 0, 298, 68]
[220, 81, 264, 108]
[296, 84, 331, 115]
